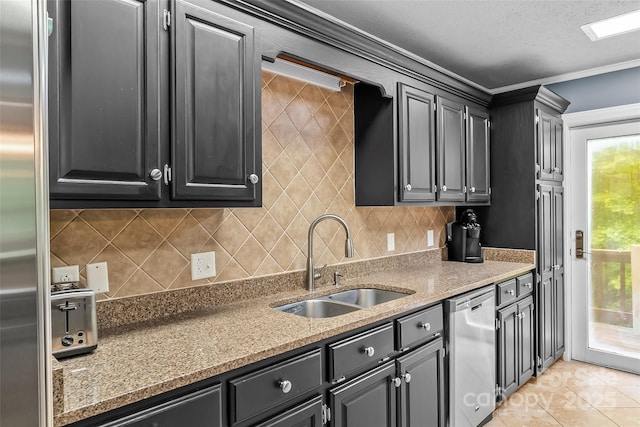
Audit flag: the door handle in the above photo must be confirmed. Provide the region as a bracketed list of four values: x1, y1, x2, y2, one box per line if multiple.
[575, 230, 590, 259]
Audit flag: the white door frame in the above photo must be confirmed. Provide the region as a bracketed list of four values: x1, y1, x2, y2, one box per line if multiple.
[563, 103, 640, 364]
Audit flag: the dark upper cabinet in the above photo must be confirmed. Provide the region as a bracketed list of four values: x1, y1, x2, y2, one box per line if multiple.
[172, 0, 258, 201]
[48, 0, 162, 201]
[48, 0, 261, 208]
[466, 106, 491, 203]
[354, 82, 489, 207]
[396, 338, 445, 427]
[398, 84, 436, 202]
[436, 97, 466, 202]
[537, 109, 564, 182]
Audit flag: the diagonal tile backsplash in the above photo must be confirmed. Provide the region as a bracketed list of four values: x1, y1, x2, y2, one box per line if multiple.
[50, 71, 454, 300]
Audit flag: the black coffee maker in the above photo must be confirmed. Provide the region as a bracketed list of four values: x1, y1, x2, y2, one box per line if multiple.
[447, 209, 484, 263]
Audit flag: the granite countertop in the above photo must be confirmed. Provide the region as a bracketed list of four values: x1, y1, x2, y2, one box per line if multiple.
[54, 252, 534, 426]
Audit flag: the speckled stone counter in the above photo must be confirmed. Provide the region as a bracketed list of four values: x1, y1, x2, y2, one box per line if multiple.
[54, 249, 534, 426]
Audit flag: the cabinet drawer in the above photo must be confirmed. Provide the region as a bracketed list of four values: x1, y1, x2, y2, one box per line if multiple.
[496, 279, 517, 307]
[517, 273, 534, 297]
[396, 304, 443, 350]
[101, 384, 222, 427]
[328, 323, 394, 382]
[254, 395, 323, 427]
[230, 349, 322, 425]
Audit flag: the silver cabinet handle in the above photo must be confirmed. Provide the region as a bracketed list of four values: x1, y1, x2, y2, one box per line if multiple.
[279, 380, 292, 393]
[506, 289, 515, 296]
[419, 322, 431, 331]
[554, 167, 561, 173]
[248, 174, 259, 185]
[363, 346, 375, 357]
[433, 185, 437, 193]
[441, 185, 447, 192]
[525, 283, 532, 289]
[470, 186, 476, 193]
[149, 169, 162, 181]
[402, 372, 412, 383]
[521, 312, 526, 320]
[404, 184, 412, 192]
[391, 377, 402, 388]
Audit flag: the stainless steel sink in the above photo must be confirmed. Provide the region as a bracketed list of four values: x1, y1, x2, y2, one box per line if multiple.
[324, 288, 408, 308]
[275, 299, 360, 318]
[275, 287, 411, 318]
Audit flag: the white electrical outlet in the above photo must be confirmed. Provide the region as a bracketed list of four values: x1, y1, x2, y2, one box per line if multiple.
[387, 233, 395, 251]
[86, 262, 109, 293]
[191, 251, 216, 280]
[52, 265, 79, 283]
[427, 230, 434, 247]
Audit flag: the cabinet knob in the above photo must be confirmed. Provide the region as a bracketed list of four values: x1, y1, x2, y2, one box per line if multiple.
[391, 377, 402, 388]
[521, 312, 526, 320]
[506, 289, 515, 296]
[248, 174, 260, 185]
[470, 186, 476, 193]
[363, 346, 375, 357]
[279, 380, 292, 394]
[441, 185, 447, 192]
[554, 167, 560, 173]
[404, 184, 412, 192]
[402, 372, 412, 383]
[419, 322, 431, 331]
[525, 283, 532, 289]
[149, 169, 162, 181]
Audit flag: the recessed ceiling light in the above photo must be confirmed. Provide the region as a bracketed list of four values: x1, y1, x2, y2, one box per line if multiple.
[581, 9, 640, 41]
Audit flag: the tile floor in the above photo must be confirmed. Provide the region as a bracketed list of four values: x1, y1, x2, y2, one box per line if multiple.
[486, 359, 640, 427]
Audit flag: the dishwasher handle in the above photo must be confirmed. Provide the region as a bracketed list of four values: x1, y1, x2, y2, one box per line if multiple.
[446, 286, 495, 312]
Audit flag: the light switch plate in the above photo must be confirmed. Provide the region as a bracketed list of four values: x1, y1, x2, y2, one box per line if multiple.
[387, 233, 395, 251]
[427, 230, 434, 247]
[191, 251, 216, 280]
[52, 265, 79, 283]
[86, 262, 109, 293]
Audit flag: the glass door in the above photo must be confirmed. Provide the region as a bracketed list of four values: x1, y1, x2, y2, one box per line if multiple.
[570, 120, 640, 373]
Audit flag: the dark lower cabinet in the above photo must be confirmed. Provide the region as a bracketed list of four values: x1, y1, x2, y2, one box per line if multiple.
[329, 362, 397, 427]
[254, 395, 323, 427]
[100, 384, 222, 427]
[497, 296, 534, 401]
[397, 338, 445, 427]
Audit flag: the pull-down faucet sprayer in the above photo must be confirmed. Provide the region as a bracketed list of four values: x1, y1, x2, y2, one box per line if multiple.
[306, 214, 354, 291]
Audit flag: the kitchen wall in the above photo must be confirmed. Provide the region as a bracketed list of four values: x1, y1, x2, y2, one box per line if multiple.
[50, 71, 453, 300]
[546, 66, 640, 113]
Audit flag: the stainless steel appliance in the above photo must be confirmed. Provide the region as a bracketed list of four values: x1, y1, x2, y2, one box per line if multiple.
[446, 286, 495, 427]
[447, 209, 484, 263]
[51, 284, 98, 358]
[0, 0, 51, 425]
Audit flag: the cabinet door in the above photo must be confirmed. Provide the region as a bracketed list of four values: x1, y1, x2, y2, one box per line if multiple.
[553, 271, 565, 359]
[101, 384, 222, 426]
[553, 118, 564, 181]
[497, 304, 518, 400]
[48, 0, 162, 201]
[537, 109, 554, 181]
[398, 84, 436, 202]
[538, 184, 554, 285]
[538, 277, 554, 371]
[397, 338, 445, 427]
[517, 296, 535, 386]
[329, 362, 397, 427]
[254, 395, 323, 427]
[172, 0, 259, 201]
[436, 97, 465, 202]
[465, 106, 490, 203]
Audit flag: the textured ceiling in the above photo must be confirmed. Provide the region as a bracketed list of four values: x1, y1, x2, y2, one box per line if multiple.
[297, 0, 640, 91]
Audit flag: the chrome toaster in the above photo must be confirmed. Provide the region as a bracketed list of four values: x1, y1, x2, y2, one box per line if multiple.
[51, 283, 98, 358]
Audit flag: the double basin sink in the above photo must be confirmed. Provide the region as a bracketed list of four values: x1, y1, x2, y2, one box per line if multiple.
[275, 288, 411, 318]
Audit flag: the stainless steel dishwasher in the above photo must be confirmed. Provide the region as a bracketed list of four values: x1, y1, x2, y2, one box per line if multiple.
[446, 285, 495, 427]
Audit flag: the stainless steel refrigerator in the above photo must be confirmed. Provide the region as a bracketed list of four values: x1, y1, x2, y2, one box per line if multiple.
[0, 0, 52, 425]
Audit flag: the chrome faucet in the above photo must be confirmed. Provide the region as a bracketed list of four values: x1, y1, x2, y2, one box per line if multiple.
[307, 214, 354, 291]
